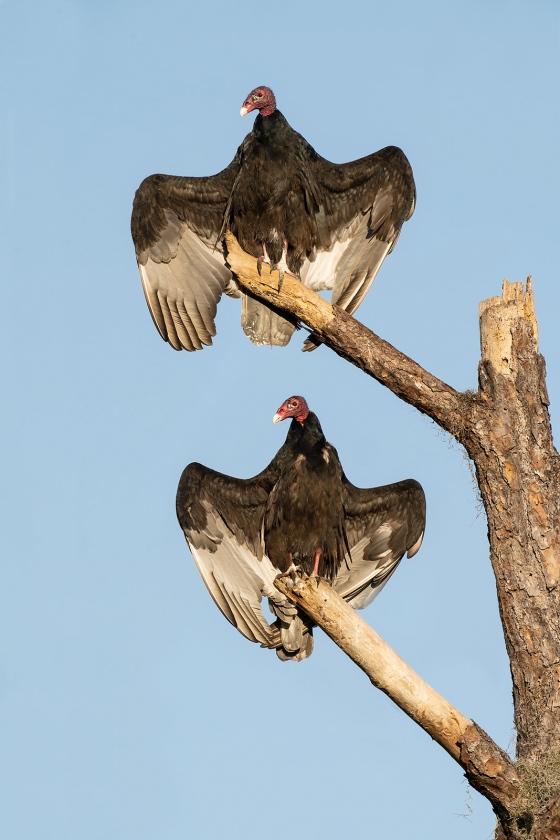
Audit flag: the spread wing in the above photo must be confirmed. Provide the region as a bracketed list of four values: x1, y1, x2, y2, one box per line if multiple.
[131, 159, 242, 351]
[335, 477, 426, 609]
[299, 145, 416, 350]
[176, 461, 298, 650]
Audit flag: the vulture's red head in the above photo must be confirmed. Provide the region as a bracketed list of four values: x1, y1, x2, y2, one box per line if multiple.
[273, 396, 309, 425]
[240, 86, 277, 118]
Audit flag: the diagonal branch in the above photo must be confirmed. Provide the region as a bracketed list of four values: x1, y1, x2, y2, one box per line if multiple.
[225, 232, 465, 434]
[275, 572, 521, 830]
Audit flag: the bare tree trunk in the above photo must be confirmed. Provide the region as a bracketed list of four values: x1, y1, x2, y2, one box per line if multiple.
[225, 235, 560, 839]
[471, 282, 560, 762]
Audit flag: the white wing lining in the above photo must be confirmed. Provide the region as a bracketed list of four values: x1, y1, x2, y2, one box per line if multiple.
[188, 506, 296, 649]
[139, 223, 234, 351]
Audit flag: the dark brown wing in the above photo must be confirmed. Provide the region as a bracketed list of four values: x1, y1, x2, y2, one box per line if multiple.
[176, 461, 302, 651]
[334, 477, 425, 608]
[131, 157, 242, 351]
[299, 145, 416, 350]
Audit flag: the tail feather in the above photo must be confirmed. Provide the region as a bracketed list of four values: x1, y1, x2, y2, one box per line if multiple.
[269, 609, 315, 662]
[276, 617, 314, 662]
[301, 332, 323, 352]
[241, 293, 297, 347]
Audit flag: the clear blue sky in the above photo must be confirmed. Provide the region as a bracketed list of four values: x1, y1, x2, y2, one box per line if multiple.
[1, 1, 558, 838]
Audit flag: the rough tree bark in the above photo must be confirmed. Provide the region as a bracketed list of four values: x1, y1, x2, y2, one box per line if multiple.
[226, 234, 560, 840]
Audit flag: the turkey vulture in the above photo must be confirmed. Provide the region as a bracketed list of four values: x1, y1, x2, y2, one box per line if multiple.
[177, 396, 425, 661]
[132, 86, 415, 352]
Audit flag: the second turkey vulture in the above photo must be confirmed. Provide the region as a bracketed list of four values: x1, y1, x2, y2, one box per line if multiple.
[132, 86, 415, 352]
[177, 396, 426, 661]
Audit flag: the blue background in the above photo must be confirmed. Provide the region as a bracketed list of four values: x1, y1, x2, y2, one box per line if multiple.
[1, 1, 558, 837]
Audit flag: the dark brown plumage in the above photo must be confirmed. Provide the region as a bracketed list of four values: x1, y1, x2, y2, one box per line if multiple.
[177, 396, 426, 661]
[132, 86, 416, 351]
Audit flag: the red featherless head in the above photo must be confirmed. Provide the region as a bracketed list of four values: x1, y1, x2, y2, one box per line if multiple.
[240, 86, 277, 118]
[273, 396, 309, 425]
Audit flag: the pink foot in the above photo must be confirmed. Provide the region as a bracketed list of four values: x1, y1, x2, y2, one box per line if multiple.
[311, 549, 322, 577]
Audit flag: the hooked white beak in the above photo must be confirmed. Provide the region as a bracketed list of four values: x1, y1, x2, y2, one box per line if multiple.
[272, 412, 282, 424]
[240, 106, 248, 117]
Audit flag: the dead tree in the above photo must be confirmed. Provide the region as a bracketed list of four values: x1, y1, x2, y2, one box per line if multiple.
[225, 233, 560, 840]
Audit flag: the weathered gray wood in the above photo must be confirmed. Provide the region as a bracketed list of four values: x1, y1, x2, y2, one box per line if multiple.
[275, 573, 521, 826]
[275, 573, 472, 760]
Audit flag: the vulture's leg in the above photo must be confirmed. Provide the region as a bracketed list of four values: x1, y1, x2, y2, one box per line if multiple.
[257, 242, 271, 276]
[311, 549, 322, 577]
[270, 240, 289, 291]
[257, 240, 291, 290]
